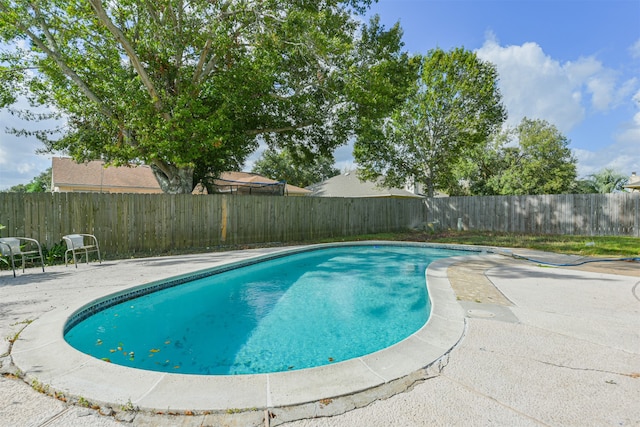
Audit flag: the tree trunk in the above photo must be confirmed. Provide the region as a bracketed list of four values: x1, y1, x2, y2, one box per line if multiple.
[150, 162, 194, 194]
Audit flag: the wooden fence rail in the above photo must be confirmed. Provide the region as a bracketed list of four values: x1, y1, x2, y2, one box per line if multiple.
[0, 192, 637, 259]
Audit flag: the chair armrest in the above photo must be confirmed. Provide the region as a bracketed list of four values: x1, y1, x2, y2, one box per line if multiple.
[0, 240, 13, 257]
[78, 234, 99, 246]
[0, 237, 42, 255]
[63, 234, 98, 249]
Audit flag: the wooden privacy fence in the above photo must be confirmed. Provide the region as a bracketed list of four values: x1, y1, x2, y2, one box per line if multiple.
[425, 193, 640, 237]
[1, 192, 638, 259]
[0, 193, 427, 257]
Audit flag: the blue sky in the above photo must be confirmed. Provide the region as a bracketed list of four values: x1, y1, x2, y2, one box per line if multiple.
[1, 0, 639, 189]
[334, 0, 640, 178]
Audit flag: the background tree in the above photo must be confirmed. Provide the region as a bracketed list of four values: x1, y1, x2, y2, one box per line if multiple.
[251, 148, 339, 188]
[2, 168, 52, 193]
[353, 47, 507, 197]
[457, 118, 577, 195]
[575, 168, 629, 193]
[0, 1, 414, 193]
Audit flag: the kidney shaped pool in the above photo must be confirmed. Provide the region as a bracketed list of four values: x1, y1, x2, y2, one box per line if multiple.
[64, 244, 470, 375]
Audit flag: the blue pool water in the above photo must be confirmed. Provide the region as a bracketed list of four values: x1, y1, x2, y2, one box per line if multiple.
[64, 245, 469, 375]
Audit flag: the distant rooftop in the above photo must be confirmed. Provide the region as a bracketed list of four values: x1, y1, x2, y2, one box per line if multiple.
[307, 171, 423, 198]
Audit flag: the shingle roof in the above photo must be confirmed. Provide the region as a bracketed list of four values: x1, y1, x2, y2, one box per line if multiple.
[51, 157, 161, 191]
[52, 157, 311, 195]
[307, 172, 422, 198]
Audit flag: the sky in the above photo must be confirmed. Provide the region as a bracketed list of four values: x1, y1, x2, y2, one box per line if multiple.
[1, 0, 639, 189]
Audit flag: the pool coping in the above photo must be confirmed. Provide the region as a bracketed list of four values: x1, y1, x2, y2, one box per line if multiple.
[11, 242, 488, 418]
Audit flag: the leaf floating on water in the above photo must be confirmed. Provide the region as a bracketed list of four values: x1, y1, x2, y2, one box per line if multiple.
[101, 358, 111, 363]
[117, 346, 123, 351]
[109, 349, 116, 353]
[164, 340, 171, 345]
[96, 339, 103, 346]
[288, 366, 294, 370]
[328, 357, 334, 362]
[150, 348, 160, 353]
[173, 365, 180, 369]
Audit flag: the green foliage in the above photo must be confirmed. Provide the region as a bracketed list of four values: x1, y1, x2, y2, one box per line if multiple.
[3, 168, 51, 193]
[354, 47, 507, 197]
[577, 168, 629, 194]
[251, 148, 339, 188]
[42, 241, 66, 266]
[1, 1, 413, 194]
[456, 118, 578, 195]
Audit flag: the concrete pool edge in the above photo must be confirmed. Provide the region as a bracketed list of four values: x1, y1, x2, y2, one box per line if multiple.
[10, 242, 487, 423]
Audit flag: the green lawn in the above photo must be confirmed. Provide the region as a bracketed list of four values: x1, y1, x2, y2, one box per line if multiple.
[320, 230, 640, 258]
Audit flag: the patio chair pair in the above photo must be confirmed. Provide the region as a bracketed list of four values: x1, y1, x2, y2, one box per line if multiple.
[0, 233, 101, 277]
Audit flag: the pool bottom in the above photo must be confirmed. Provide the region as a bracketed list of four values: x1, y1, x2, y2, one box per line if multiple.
[11, 242, 476, 420]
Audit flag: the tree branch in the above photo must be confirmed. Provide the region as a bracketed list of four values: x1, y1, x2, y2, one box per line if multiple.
[87, 0, 168, 119]
[0, 3, 114, 120]
[245, 121, 314, 136]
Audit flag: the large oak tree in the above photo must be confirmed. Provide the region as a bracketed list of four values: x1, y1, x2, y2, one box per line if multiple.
[0, 0, 414, 193]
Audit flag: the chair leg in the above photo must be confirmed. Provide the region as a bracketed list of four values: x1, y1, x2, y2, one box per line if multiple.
[10, 255, 16, 278]
[38, 246, 45, 272]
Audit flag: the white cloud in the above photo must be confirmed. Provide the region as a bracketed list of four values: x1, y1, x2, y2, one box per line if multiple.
[475, 37, 625, 132]
[0, 97, 59, 190]
[574, 89, 640, 177]
[0, 146, 7, 165]
[615, 91, 640, 147]
[475, 35, 640, 179]
[476, 38, 585, 132]
[575, 143, 640, 178]
[630, 38, 640, 59]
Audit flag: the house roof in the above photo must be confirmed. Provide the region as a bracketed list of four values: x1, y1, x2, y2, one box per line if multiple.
[52, 157, 311, 195]
[624, 172, 640, 190]
[307, 172, 423, 198]
[51, 157, 162, 192]
[212, 171, 311, 195]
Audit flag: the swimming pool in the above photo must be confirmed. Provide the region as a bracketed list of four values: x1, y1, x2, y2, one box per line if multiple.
[64, 244, 471, 375]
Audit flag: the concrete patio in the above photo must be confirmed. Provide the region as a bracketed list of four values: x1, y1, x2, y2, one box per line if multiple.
[1, 243, 638, 426]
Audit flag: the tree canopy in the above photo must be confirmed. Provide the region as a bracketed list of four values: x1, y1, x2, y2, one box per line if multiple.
[575, 168, 629, 194]
[0, 0, 414, 193]
[457, 118, 578, 195]
[353, 47, 507, 197]
[251, 148, 339, 188]
[2, 167, 52, 193]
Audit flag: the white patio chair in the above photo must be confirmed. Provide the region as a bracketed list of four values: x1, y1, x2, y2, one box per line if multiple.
[0, 237, 45, 278]
[63, 234, 102, 268]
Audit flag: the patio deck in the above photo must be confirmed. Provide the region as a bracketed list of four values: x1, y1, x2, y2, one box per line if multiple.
[1, 244, 638, 426]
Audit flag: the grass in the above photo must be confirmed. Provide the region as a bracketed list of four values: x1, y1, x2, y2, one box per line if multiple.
[2, 231, 636, 269]
[317, 230, 640, 258]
